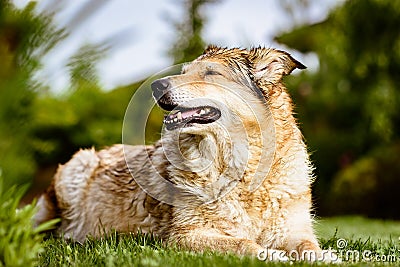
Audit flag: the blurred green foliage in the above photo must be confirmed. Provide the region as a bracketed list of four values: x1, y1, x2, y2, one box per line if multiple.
[0, 1, 65, 189]
[330, 144, 400, 218]
[277, 0, 400, 218]
[168, 0, 217, 64]
[32, 84, 134, 166]
[0, 1, 151, 190]
[32, 43, 135, 166]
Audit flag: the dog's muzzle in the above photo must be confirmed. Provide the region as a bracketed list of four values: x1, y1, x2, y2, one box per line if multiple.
[151, 78, 221, 130]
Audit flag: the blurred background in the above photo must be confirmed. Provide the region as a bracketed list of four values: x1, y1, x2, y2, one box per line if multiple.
[1, 0, 399, 219]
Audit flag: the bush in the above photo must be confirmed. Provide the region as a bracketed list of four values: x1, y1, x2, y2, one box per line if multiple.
[330, 143, 400, 219]
[0, 175, 58, 266]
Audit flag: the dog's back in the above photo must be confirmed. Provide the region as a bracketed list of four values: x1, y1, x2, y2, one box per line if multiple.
[34, 148, 99, 227]
[34, 145, 171, 241]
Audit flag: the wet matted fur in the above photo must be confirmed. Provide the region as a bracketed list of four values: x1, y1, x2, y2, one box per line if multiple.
[34, 46, 326, 261]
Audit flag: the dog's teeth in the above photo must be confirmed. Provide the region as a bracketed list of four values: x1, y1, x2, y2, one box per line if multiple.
[177, 112, 182, 120]
[200, 109, 206, 115]
[174, 118, 178, 122]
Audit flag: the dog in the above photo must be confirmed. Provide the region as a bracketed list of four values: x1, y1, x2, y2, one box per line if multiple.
[34, 45, 326, 261]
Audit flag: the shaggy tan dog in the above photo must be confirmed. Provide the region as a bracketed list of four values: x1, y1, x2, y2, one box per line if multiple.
[34, 46, 326, 261]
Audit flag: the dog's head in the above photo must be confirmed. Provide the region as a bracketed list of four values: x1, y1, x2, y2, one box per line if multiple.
[151, 46, 305, 133]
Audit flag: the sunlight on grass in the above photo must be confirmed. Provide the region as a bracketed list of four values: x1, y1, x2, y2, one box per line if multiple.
[316, 216, 400, 242]
[36, 216, 400, 267]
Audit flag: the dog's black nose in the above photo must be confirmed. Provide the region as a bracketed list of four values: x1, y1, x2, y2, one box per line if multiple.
[151, 78, 170, 98]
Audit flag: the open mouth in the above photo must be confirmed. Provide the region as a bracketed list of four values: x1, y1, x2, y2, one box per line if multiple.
[163, 106, 221, 130]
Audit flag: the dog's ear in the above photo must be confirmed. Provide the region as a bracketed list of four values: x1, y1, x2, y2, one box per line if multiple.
[204, 44, 220, 54]
[248, 47, 306, 83]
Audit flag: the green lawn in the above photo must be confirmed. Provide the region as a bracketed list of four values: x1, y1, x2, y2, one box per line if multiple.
[37, 216, 400, 267]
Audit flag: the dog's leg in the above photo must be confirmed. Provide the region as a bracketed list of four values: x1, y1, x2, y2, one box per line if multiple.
[174, 229, 288, 261]
[284, 236, 339, 262]
[282, 213, 339, 262]
[285, 237, 321, 261]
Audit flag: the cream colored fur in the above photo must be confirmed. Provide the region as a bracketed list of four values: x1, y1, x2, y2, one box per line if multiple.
[34, 46, 328, 261]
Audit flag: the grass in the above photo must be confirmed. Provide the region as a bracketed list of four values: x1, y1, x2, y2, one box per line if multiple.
[3, 175, 398, 266]
[37, 216, 400, 267]
[0, 180, 58, 267]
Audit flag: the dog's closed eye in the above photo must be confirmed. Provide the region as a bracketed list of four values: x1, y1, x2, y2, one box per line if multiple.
[205, 70, 222, 76]
[258, 59, 279, 72]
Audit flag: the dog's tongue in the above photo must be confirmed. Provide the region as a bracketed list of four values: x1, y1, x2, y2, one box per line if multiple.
[166, 108, 200, 121]
[180, 108, 199, 119]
